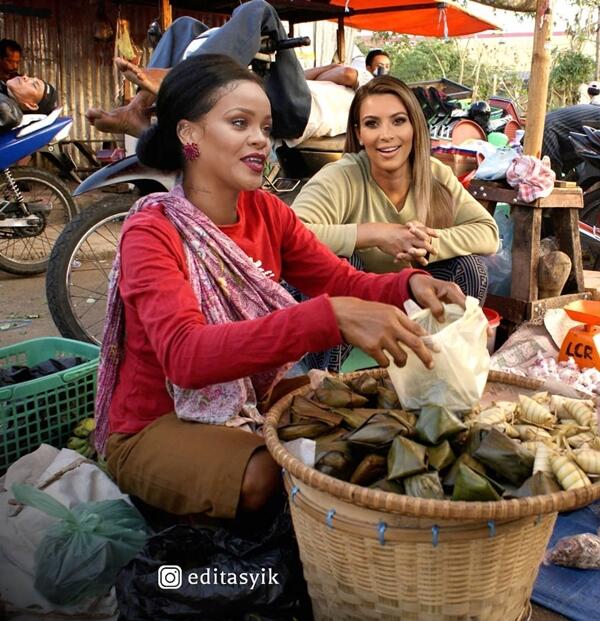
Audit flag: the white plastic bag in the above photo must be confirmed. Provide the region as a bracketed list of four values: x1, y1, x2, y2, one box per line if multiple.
[387, 297, 490, 411]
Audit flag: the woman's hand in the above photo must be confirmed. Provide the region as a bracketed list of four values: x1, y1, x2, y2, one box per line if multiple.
[409, 274, 465, 322]
[329, 297, 435, 370]
[359, 223, 437, 266]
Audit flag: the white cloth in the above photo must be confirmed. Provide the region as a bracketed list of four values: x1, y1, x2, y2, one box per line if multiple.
[284, 80, 354, 147]
[0, 445, 126, 619]
[182, 27, 220, 59]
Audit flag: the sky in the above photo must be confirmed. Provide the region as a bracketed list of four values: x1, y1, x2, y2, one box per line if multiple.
[465, 1, 579, 33]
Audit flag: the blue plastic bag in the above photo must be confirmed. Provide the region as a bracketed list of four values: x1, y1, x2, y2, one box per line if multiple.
[474, 147, 520, 181]
[12, 483, 148, 605]
[483, 203, 513, 296]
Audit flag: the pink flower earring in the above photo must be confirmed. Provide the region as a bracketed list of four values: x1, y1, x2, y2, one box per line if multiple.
[183, 142, 200, 161]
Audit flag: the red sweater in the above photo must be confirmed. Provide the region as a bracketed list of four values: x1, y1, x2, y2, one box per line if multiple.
[109, 189, 421, 434]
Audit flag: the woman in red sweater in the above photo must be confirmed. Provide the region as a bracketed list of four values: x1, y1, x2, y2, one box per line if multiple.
[96, 54, 465, 520]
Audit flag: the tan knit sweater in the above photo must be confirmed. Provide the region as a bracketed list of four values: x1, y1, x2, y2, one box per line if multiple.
[292, 151, 499, 274]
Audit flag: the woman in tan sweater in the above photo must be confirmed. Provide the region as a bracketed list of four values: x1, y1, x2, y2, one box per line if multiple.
[292, 76, 499, 303]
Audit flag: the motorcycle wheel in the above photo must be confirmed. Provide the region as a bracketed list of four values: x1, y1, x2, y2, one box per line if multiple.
[46, 200, 128, 344]
[579, 183, 600, 270]
[0, 167, 76, 275]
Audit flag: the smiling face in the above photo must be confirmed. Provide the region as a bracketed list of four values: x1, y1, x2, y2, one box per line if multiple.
[356, 93, 414, 178]
[6, 75, 44, 111]
[179, 80, 272, 193]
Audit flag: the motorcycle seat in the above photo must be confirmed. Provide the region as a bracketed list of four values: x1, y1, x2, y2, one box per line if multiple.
[292, 134, 345, 152]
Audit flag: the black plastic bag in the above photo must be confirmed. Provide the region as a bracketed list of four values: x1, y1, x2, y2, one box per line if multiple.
[116, 504, 312, 621]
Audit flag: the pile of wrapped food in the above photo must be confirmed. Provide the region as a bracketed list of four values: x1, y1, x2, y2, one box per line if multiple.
[277, 373, 600, 501]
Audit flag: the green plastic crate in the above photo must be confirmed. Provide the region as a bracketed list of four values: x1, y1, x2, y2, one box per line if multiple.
[0, 337, 100, 473]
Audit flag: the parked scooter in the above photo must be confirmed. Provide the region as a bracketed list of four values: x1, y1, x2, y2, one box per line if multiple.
[569, 126, 600, 269]
[0, 114, 76, 274]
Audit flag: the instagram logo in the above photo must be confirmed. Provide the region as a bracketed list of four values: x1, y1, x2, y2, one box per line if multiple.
[158, 565, 182, 589]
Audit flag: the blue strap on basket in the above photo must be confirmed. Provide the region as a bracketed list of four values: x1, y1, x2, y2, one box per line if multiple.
[290, 485, 299, 504]
[431, 525, 440, 547]
[488, 520, 496, 538]
[326, 509, 336, 528]
[377, 521, 387, 545]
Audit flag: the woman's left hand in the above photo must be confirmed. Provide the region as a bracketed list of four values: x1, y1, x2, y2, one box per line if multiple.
[408, 274, 465, 323]
[394, 222, 438, 266]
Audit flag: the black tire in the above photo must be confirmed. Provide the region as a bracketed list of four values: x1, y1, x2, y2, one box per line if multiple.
[580, 183, 600, 227]
[579, 184, 600, 270]
[46, 200, 128, 344]
[0, 167, 76, 275]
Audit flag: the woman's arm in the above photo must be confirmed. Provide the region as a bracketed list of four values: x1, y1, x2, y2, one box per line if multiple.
[428, 159, 499, 261]
[292, 164, 359, 256]
[280, 201, 425, 305]
[120, 220, 342, 389]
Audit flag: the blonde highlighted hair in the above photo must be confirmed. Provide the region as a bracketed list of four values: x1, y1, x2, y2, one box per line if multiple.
[344, 76, 454, 228]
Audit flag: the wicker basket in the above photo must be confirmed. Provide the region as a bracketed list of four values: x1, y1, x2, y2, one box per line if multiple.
[264, 370, 600, 621]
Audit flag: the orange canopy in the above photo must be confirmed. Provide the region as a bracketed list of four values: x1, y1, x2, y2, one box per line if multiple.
[328, 0, 500, 37]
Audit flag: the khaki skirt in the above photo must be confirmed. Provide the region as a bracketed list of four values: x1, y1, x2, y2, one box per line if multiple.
[105, 376, 309, 519]
[106, 413, 265, 519]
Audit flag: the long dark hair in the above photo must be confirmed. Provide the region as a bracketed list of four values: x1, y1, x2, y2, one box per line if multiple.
[344, 76, 454, 228]
[137, 54, 263, 171]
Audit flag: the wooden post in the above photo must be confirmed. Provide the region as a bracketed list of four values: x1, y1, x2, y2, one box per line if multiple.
[160, 0, 172, 31]
[523, 0, 553, 157]
[336, 17, 345, 63]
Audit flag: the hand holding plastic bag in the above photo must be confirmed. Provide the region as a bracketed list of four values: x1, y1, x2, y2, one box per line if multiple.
[386, 297, 490, 411]
[11, 483, 148, 605]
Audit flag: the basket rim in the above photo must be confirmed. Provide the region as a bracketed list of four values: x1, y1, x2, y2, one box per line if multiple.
[263, 369, 600, 521]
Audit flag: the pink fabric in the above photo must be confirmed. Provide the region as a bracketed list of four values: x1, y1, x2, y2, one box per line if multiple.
[506, 154, 556, 203]
[95, 185, 297, 455]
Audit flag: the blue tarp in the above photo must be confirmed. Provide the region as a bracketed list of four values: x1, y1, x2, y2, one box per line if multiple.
[532, 501, 600, 621]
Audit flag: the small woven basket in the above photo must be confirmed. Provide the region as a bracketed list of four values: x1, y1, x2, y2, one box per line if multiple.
[264, 370, 600, 621]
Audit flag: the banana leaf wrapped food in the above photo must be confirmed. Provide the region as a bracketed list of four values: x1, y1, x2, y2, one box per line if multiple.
[404, 471, 445, 499]
[387, 436, 428, 480]
[427, 441, 456, 471]
[452, 464, 501, 501]
[315, 440, 355, 481]
[507, 471, 562, 498]
[349, 374, 380, 396]
[350, 454, 387, 486]
[472, 428, 534, 486]
[334, 408, 392, 430]
[347, 412, 407, 450]
[443, 453, 487, 488]
[290, 396, 343, 426]
[376, 385, 401, 409]
[278, 421, 332, 442]
[370, 478, 404, 494]
[414, 405, 467, 445]
[314, 377, 369, 408]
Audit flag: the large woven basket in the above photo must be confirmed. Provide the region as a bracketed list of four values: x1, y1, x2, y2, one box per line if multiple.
[264, 369, 600, 621]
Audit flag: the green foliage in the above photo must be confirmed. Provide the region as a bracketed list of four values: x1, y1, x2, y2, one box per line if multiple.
[549, 49, 595, 107]
[360, 30, 596, 113]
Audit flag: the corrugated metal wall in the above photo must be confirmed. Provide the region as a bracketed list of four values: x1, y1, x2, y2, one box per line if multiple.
[1, 0, 227, 144]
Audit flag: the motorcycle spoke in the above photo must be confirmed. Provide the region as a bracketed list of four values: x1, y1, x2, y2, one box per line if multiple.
[0, 171, 73, 268]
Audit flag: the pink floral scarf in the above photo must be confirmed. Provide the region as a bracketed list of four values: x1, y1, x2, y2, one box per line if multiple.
[95, 185, 297, 454]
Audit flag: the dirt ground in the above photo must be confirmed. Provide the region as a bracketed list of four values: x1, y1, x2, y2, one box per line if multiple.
[0, 188, 571, 621]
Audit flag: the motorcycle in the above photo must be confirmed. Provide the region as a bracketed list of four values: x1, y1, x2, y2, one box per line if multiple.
[46, 33, 324, 344]
[569, 126, 600, 269]
[0, 114, 76, 274]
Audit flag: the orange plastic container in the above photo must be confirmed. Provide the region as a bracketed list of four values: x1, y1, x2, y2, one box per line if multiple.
[483, 307, 501, 354]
